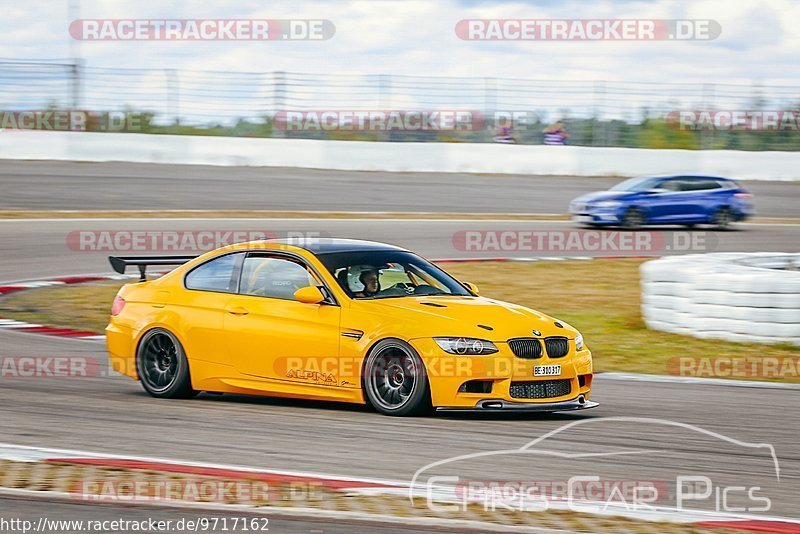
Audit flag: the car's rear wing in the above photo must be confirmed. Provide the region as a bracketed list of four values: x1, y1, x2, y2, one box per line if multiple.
[109, 255, 198, 282]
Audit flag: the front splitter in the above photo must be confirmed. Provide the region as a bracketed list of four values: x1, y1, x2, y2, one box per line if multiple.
[436, 395, 598, 412]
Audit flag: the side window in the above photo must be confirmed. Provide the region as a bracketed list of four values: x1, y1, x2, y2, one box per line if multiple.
[696, 179, 722, 191]
[660, 180, 680, 192]
[185, 253, 241, 293]
[681, 179, 721, 191]
[240, 256, 318, 301]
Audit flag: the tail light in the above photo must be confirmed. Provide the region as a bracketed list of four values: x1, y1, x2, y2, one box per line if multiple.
[111, 295, 126, 316]
[734, 193, 752, 199]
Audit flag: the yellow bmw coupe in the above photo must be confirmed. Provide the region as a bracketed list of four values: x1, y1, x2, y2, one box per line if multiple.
[107, 239, 596, 416]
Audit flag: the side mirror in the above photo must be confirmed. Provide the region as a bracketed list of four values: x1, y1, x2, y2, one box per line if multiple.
[646, 188, 668, 194]
[294, 286, 326, 304]
[463, 282, 479, 295]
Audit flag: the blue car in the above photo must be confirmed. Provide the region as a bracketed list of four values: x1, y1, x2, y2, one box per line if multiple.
[569, 175, 754, 229]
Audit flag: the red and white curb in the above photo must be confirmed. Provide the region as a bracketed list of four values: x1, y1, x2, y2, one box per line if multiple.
[0, 443, 399, 492]
[1, 443, 799, 533]
[0, 273, 138, 341]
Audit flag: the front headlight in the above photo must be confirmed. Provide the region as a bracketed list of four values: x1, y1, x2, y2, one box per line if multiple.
[575, 333, 585, 351]
[594, 201, 622, 209]
[434, 337, 499, 355]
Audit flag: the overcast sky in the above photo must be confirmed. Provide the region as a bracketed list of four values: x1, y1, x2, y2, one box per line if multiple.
[2, 0, 797, 86]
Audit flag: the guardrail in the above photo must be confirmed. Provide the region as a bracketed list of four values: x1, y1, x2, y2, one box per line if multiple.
[641, 253, 800, 345]
[1, 130, 799, 180]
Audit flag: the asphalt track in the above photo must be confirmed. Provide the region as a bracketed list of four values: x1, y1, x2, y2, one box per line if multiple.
[0, 219, 798, 522]
[0, 162, 799, 526]
[1, 160, 799, 217]
[0, 219, 798, 282]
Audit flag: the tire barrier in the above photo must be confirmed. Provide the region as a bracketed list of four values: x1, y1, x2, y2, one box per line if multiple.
[641, 253, 800, 345]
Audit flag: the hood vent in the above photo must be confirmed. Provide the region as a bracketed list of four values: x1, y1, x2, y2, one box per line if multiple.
[477, 324, 494, 331]
[421, 302, 447, 308]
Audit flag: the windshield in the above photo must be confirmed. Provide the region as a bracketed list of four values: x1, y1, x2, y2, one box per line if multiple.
[609, 176, 663, 192]
[317, 250, 472, 299]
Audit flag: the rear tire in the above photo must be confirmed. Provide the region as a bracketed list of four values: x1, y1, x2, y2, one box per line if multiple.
[711, 207, 733, 230]
[363, 339, 431, 416]
[136, 328, 197, 399]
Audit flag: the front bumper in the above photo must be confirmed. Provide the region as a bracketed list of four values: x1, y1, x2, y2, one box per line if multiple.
[436, 394, 599, 412]
[409, 338, 594, 409]
[571, 211, 623, 226]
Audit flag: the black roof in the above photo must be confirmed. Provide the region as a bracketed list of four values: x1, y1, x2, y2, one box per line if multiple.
[269, 238, 407, 254]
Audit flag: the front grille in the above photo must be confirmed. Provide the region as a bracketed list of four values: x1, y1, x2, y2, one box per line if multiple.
[544, 337, 569, 358]
[510, 379, 571, 399]
[508, 338, 542, 359]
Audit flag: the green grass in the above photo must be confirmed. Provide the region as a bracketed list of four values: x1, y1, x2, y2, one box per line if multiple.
[0, 282, 122, 333]
[1, 259, 798, 381]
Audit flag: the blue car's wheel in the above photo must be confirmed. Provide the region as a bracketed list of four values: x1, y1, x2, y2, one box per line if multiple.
[622, 207, 645, 229]
[711, 207, 733, 230]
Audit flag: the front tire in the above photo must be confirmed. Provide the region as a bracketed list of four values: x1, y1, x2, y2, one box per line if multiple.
[136, 328, 197, 398]
[622, 207, 645, 229]
[363, 339, 431, 416]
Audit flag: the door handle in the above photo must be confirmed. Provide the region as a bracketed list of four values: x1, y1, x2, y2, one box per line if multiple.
[226, 306, 249, 316]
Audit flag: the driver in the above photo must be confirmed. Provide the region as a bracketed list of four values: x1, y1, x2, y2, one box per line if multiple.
[348, 265, 381, 298]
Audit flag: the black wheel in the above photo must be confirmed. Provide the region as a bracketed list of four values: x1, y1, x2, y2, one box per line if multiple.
[682, 223, 696, 228]
[711, 207, 733, 230]
[136, 328, 197, 398]
[621, 207, 645, 229]
[363, 339, 431, 416]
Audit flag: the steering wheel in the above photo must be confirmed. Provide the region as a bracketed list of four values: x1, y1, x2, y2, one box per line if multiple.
[390, 282, 415, 293]
[413, 284, 444, 296]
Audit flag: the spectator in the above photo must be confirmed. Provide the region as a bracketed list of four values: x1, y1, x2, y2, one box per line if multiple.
[543, 121, 570, 145]
[493, 124, 517, 144]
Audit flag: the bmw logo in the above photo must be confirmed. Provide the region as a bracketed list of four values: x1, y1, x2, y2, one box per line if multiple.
[532, 329, 541, 336]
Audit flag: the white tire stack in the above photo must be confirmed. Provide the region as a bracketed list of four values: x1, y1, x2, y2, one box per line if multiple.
[641, 253, 800, 345]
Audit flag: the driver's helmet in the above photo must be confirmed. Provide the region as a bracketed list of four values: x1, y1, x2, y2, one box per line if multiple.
[346, 265, 379, 293]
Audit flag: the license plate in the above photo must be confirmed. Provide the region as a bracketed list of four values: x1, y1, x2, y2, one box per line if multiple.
[534, 365, 561, 376]
[572, 215, 593, 223]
